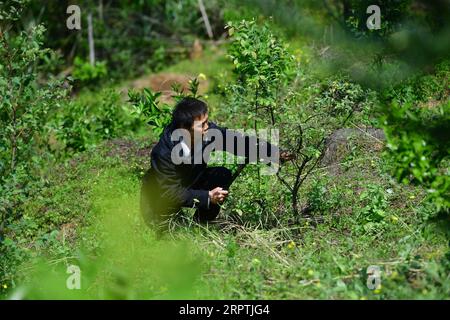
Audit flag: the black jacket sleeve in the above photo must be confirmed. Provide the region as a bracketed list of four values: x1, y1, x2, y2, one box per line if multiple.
[207, 122, 280, 164]
[151, 152, 210, 210]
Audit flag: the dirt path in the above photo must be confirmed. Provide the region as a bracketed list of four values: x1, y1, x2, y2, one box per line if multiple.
[120, 72, 209, 103]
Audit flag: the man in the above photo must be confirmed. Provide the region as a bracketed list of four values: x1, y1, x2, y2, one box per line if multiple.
[141, 97, 292, 232]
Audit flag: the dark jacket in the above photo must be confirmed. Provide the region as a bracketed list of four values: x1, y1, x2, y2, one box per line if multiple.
[146, 121, 279, 213]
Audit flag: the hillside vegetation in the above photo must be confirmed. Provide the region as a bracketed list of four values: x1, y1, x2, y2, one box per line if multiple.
[1, 0, 449, 299]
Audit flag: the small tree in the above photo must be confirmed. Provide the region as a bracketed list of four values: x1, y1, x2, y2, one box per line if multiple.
[225, 19, 369, 217]
[276, 77, 367, 215]
[225, 19, 294, 192]
[226, 19, 294, 127]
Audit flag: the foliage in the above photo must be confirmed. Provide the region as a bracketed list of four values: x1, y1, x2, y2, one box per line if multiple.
[0, 7, 68, 231]
[223, 19, 377, 220]
[1, 0, 450, 300]
[382, 101, 450, 215]
[0, 2, 142, 283]
[72, 57, 108, 87]
[307, 178, 340, 213]
[356, 184, 389, 233]
[313, 78, 371, 116]
[340, 0, 412, 38]
[172, 76, 204, 102]
[226, 19, 294, 123]
[380, 60, 450, 215]
[21, 0, 227, 80]
[50, 89, 140, 153]
[3, 137, 449, 299]
[383, 60, 450, 106]
[128, 76, 204, 137]
[275, 73, 374, 216]
[0, 0, 64, 288]
[222, 19, 295, 220]
[128, 89, 173, 138]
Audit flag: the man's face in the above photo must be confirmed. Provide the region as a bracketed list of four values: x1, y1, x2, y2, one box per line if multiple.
[190, 113, 208, 145]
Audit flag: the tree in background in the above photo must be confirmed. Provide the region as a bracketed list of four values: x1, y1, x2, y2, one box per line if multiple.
[20, 0, 227, 80]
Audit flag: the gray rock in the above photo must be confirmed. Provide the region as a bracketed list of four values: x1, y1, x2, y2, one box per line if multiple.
[321, 128, 385, 171]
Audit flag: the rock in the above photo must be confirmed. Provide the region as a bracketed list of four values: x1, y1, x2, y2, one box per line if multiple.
[321, 128, 385, 173]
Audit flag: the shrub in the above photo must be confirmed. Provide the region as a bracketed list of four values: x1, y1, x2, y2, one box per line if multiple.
[383, 60, 450, 106]
[382, 100, 450, 215]
[314, 78, 369, 116]
[50, 89, 140, 153]
[127, 77, 203, 137]
[308, 179, 340, 213]
[0, 1, 69, 291]
[128, 88, 173, 138]
[356, 184, 389, 233]
[72, 57, 108, 87]
[223, 19, 372, 220]
[226, 19, 294, 125]
[0, 11, 68, 225]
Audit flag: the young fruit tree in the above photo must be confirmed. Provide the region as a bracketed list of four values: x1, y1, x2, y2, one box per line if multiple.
[225, 19, 368, 218]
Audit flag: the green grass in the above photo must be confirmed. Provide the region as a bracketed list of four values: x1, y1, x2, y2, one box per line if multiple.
[165, 46, 231, 76]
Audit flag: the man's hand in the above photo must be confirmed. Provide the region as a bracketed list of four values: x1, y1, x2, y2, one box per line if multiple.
[209, 187, 229, 205]
[280, 150, 296, 164]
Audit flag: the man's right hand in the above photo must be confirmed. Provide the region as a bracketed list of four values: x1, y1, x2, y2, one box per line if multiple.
[209, 187, 229, 205]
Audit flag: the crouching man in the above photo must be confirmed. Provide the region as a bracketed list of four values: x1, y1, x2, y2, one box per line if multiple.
[141, 97, 292, 233]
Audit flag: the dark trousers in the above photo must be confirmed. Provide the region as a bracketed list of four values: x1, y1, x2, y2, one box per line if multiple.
[190, 166, 232, 223]
[140, 166, 232, 231]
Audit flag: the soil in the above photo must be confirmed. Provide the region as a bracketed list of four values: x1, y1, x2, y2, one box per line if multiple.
[120, 72, 209, 103]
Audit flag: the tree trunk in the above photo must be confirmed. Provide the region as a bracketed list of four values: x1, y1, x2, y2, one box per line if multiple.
[10, 105, 17, 172]
[98, 0, 103, 21]
[198, 0, 214, 39]
[87, 13, 95, 65]
[292, 188, 299, 216]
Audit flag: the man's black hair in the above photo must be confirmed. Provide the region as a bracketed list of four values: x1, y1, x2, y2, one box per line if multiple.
[172, 97, 208, 129]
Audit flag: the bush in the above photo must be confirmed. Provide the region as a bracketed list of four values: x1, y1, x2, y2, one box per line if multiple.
[226, 18, 294, 123]
[50, 89, 140, 153]
[308, 178, 340, 213]
[72, 57, 108, 87]
[356, 184, 389, 233]
[314, 78, 370, 116]
[221, 19, 376, 221]
[128, 88, 173, 138]
[0, 1, 69, 290]
[0, 13, 68, 227]
[382, 100, 450, 214]
[127, 77, 204, 138]
[383, 60, 450, 106]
